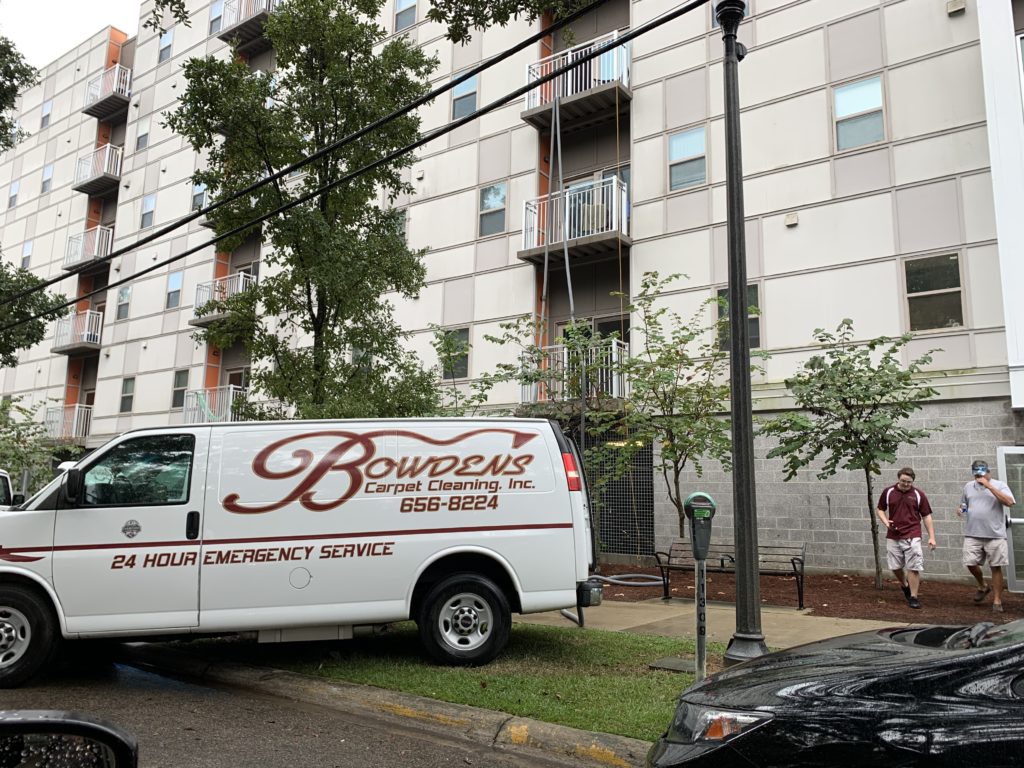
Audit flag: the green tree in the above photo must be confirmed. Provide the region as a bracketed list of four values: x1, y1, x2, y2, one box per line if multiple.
[759, 320, 944, 588]
[0, 396, 56, 494]
[430, 326, 495, 417]
[166, 0, 439, 419]
[0, 261, 68, 369]
[0, 34, 36, 153]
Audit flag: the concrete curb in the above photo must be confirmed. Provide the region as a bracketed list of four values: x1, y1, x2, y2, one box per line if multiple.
[118, 643, 652, 768]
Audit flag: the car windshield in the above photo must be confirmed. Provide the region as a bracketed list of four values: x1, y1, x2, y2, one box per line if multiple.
[975, 619, 1024, 649]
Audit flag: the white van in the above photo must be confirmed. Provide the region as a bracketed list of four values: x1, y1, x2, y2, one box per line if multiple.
[0, 418, 600, 687]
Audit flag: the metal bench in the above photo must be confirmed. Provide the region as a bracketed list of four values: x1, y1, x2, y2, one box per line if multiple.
[654, 540, 807, 609]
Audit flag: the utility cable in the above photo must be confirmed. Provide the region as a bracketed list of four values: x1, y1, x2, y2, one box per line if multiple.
[0, 0, 712, 335]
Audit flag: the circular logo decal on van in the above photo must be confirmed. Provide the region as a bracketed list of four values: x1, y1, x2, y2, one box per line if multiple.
[122, 520, 141, 539]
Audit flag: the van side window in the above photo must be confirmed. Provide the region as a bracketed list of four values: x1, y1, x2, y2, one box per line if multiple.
[82, 435, 195, 507]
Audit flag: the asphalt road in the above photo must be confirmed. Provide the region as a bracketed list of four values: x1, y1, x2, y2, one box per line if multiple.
[4, 651, 578, 768]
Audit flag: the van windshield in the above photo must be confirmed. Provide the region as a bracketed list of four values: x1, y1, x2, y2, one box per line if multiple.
[0, 476, 11, 507]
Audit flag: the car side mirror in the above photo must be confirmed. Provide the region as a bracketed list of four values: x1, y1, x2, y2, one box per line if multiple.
[11, 493, 24, 506]
[62, 468, 83, 506]
[0, 710, 137, 767]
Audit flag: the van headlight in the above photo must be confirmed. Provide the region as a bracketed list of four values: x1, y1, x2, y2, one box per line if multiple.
[666, 702, 773, 744]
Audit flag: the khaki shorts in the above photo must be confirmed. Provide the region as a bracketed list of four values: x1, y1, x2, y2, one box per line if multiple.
[887, 538, 924, 572]
[962, 537, 1009, 568]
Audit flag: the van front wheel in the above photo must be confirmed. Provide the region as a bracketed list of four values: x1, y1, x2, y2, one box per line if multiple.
[0, 585, 58, 688]
[418, 574, 510, 666]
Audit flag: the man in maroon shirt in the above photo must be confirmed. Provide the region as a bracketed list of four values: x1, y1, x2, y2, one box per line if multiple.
[875, 467, 936, 609]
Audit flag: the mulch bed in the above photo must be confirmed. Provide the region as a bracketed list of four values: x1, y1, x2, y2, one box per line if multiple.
[596, 563, 1023, 626]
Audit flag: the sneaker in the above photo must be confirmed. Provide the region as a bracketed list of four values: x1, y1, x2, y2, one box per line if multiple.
[900, 583, 912, 603]
[993, 603, 1004, 613]
[909, 597, 921, 609]
[974, 586, 992, 603]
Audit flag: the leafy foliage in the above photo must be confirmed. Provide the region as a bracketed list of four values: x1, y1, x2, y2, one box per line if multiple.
[429, 326, 494, 417]
[0, 261, 68, 369]
[0, 35, 36, 153]
[166, 0, 439, 419]
[0, 397, 58, 494]
[760, 320, 944, 586]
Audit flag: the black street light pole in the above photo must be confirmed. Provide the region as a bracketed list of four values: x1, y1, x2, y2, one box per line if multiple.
[716, 0, 769, 666]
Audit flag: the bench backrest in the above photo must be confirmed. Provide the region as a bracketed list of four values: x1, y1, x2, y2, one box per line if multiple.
[665, 541, 805, 570]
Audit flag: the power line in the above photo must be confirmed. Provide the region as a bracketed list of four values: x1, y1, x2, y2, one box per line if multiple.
[0, 0, 604, 311]
[0, 0, 712, 337]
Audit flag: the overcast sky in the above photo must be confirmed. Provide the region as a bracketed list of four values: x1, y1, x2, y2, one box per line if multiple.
[0, 0, 142, 68]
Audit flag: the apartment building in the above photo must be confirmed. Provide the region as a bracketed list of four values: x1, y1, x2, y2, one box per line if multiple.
[2, 0, 1023, 578]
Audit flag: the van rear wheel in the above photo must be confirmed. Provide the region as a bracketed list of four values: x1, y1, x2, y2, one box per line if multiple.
[418, 574, 510, 666]
[0, 585, 58, 688]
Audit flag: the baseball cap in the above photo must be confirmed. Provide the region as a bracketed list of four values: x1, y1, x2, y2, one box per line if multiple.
[971, 460, 989, 475]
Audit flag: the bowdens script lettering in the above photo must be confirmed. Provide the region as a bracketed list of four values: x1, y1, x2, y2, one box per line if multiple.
[223, 429, 538, 514]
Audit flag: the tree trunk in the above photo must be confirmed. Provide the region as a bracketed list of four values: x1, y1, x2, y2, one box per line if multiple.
[865, 468, 882, 589]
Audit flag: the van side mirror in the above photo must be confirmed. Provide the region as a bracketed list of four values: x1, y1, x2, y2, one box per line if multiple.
[0, 710, 137, 767]
[11, 493, 24, 506]
[63, 468, 83, 506]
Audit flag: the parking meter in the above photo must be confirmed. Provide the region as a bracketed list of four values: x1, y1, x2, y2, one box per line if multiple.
[683, 491, 716, 681]
[684, 492, 717, 560]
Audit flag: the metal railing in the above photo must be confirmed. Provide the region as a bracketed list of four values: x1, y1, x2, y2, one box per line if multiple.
[222, 0, 276, 29]
[194, 272, 256, 311]
[74, 144, 122, 185]
[54, 310, 103, 349]
[84, 64, 132, 106]
[522, 176, 629, 250]
[525, 31, 630, 111]
[521, 338, 628, 403]
[184, 385, 246, 424]
[65, 226, 114, 268]
[45, 404, 93, 441]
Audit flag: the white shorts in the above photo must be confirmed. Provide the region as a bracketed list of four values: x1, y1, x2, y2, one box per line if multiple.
[887, 538, 924, 572]
[962, 537, 1009, 568]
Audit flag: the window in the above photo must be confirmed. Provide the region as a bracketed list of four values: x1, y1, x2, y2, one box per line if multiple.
[166, 271, 183, 309]
[116, 286, 131, 321]
[158, 28, 174, 63]
[441, 327, 470, 379]
[191, 182, 207, 212]
[209, 0, 224, 34]
[717, 284, 760, 350]
[7, 180, 18, 209]
[905, 254, 963, 331]
[135, 117, 150, 151]
[452, 74, 478, 120]
[669, 127, 706, 190]
[834, 76, 884, 151]
[81, 434, 194, 506]
[119, 377, 135, 413]
[140, 193, 156, 229]
[40, 163, 53, 194]
[20, 241, 32, 270]
[478, 182, 506, 237]
[171, 369, 189, 409]
[395, 0, 416, 31]
[40, 99, 53, 129]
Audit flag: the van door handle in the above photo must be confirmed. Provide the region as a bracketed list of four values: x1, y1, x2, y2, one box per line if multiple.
[185, 511, 200, 540]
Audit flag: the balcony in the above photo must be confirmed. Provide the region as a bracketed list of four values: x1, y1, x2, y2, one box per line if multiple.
[52, 310, 103, 356]
[519, 176, 631, 265]
[184, 385, 247, 424]
[82, 64, 132, 120]
[189, 273, 257, 328]
[64, 226, 114, 271]
[71, 144, 123, 197]
[217, 0, 276, 55]
[45, 404, 93, 443]
[522, 31, 631, 133]
[521, 339, 628, 403]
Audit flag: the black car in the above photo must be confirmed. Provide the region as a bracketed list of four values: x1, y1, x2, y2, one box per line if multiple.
[649, 619, 1024, 767]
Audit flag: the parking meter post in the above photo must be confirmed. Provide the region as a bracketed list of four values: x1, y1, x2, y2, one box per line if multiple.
[684, 492, 717, 682]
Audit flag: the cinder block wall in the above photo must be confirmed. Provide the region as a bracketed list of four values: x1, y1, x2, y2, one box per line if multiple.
[653, 399, 1024, 580]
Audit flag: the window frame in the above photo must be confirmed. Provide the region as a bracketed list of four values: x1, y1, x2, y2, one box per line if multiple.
[209, 0, 224, 34]
[116, 286, 132, 321]
[158, 28, 174, 63]
[478, 182, 507, 237]
[395, 0, 416, 32]
[716, 283, 761, 351]
[833, 75, 886, 153]
[119, 377, 135, 413]
[40, 99, 53, 129]
[191, 182, 207, 212]
[166, 271, 183, 310]
[80, 433, 195, 508]
[903, 253, 964, 333]
[171, 369, 190, 409]
[441, 327, 471, 381]
[8, 180, 19, 209]
[452, 73, 478, 120]
[140, 193, 156, 229]
[668, 126, 707, 191]
[40, 163, 54, 194]
[21, 241, 32, 270]
[135, 117, 150, 152]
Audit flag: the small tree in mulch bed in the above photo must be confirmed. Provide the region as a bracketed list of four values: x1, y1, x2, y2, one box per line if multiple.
[760, 320, 944, 589]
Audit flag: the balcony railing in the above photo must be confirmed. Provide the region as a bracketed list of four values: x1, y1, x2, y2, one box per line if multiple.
[72, 144, 122, 196]
[53, 310, 103, 353]
[523, 176, 629, 251]
[82, 64, 132, 119]
[64, 226, 114, 270]
[184, 385, 247, 424]
[523, 31, 631, 128]
[219, 0, 276, 53]
[521, 338, 628, 403]
[45, 404, 93, 442]
[190, 272, 256, 327]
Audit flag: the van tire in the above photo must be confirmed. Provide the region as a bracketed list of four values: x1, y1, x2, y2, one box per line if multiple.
[418, 574, 510, 666]
[0, 585, 59, 688]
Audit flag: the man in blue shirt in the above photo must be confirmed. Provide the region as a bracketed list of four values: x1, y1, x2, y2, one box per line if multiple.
[958, 460, 1017, 612]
